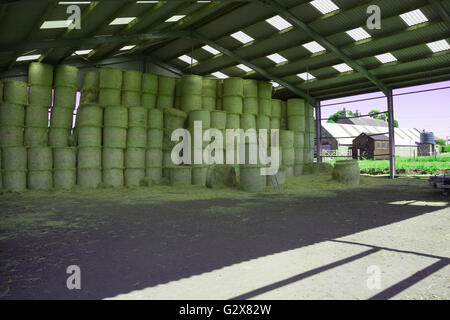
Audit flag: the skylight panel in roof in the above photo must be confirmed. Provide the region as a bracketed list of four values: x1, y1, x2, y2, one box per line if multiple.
[271, 81, 280, 88]
[333, 63, 353, 73]
[16, 54, 41, 61]
[110, 17, 136, 25]
[236, 64, 252, 72]
[346, 27, 371, 41]
[73, 49, 92, 55]
[399, 9, 428, 26]
[297, 72, 316, 81]
[266, 53, 287, 64]
[230, 31, 254, 44]
[178, 55, 198, 64]
[310, 0, 339, 15]
[426, 40, 450, 53]
[375, 53, 397, 64]
[211, 72, 228, 79]
[302, 41, 326, 53]
[166, 15, 185, 22]
[266, 15, 292, 31]
[202, 45, 220, 55]
[40, 20, 73, 29]
[120, 45, 136, 51]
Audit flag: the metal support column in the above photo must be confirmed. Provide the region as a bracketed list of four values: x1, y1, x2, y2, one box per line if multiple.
[315, 101, 322, 163]
[387, 89, 396, 179]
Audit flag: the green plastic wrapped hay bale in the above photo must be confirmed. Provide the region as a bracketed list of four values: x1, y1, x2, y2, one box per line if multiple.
[28, 62, 53, 86]
[256, 115, 270, 130]
[127, 127, 147, 148]
[288, 115, 306, 132]
[168, 166, 191, 185]
[99, 88, 121, 106]
[25, 105, 49, 127]
[50, 107, 73, 128]
[24, 127, 48, 147]
[0, 126, 23, 147]
[258, 81, 272, 99]
[162, 150, 174, 167]
[240, 165, 266, 192]
[243, 97, 258, 115]
[80, 89, 98, 104]
[0, 102, 25, 126]
[164, 108, 187, 131]
[206, 165, 237, 189]
[128, 106, 148, 128]
[141, 93, 156, 109]
[270, 117, 280, 130]
[82, 71, 99, 90]
[53, 147, 76, 169]
[2, 170, 27, 191]
[125, 147, 146, 168]
[76, 103, 103, 127]
[192, 165, 208, 185]
[243, 79, 258, 98]
[279, 130, 294, 148]
[54, 86, 77, 108]
[294, 132, 305, 148]
[223, 96, 243, 114]
[2, 146, 27, 170]
[28, 170, 53, 190]
[211, 111, 226, 129]
[240, 114, 256, 131]
[332, 160, 360, 185]
[282, 147, 295, 166]
[77, 147, 101, 168]
[122, 90, 141, 106]
[181, 75, 203, 96]
[287, 98, 306, 116]
[226, 113, 240, 129]
[147, 128, 163, 148]
[3, 81, 27, 105]
[145, 148, 162, 167]
[142, 73, 158, 94]
[29, 85, 52, 107]
[303, 149, 314, 163]
[188, 110, 211, 129]
[125, 168, 145, 187]
[76, 126, 102, 147]
[53, 169, 76, 189]
[259, 98, 272, 116]
[271, 99, 282, 118]
[54, 64, 78, 88]
[102, 169, 124, 187]
[77, 168, 101, 188]
[157, 94, 174, 109]
[104, 105, 128, 128]
[48, 127, 71, 147]
[103, 127, 127, 148]
[28, 147, 52, 171]
[202, 78, 217, 97]
[202, 96, 216, 111]
[223, 77, 243, 97]
[180, 94, 202, 113]
[295, 148, 304, 164]
[294, 164, 304, 176]
[99, 67, 122, 89]
[122, 70, 142, 92]
[102, 147, 124, 169]
[158, 75, 176, 96]
[145, 166, 162, 183]
[148, 108, 163, 129]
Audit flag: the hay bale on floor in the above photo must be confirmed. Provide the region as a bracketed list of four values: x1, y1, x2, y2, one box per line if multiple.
[240, 165, 266, 192]
[332, 160, 360, 185]
[205, 165, 236, 189]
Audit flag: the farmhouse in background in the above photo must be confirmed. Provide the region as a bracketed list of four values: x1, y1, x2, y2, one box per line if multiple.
[352, 133, 390, 160]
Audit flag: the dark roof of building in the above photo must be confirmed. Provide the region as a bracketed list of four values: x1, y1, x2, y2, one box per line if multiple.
[337, 117, 388, 127]
[359, 133, 390, 141]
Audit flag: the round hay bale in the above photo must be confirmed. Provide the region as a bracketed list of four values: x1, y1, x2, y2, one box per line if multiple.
[99, 88, 121, 106]
[287, 99, 306, 116]
[164, 108, 187, 131]
[2, 170, 27, 191]
[28, 147, 52, 171]
[104, 105, 128, 128]
[99, 67, 123, 89]
[48, 127, 71, 147]
[3, 81, 27, 105]
[80, 89, 98, 104]
[188, 110, 210, 129]
[270, 117, 280, 130]
[127, 127, 147, 148]
[0, 102, 25, 126]
[148, 108, 163, 129]
[24, 127, 47, 147]
[2, 146, 27, 170]
[121, 90, 141, 106]
[271, 99, 282, 118]
[103, 127, 127, 148]
[192, 165, 208, 185]
[258, 98, 272, 116]
[53, 169, 76, 189]
[258, 81, 272, 99]
[304, 149, 314, 163]
[240, 165, 266, 192]
[294, 164, 304, 176]
[125, 168, 145, 187]
[181, 75, 203, 96]
[293, 132, 305, 148]
[50, 107, 73, 128]
[243, 97, 258, 115]
[240, 114, 256, 131]
[158, 76, 176, 96]
[223, 96, 243, 114]
[180, 94, 202, 113]
[279, 130, 294, 148]
[82, 71, 99, 90]
[27, 84, 51, 108]
[223, 77, 243, 97]
[25, 105, 49, 127]
[145, 148, 162, 167]
[141, 93, 156, 109]
[163, 150, 174, 168]
[295, 148, 304, 164]
[102, 169, 124, 188]
[226, 113, 240, 129]
[54, 64, 78, 88]
[168, 166, 191, 185]
[145, 166, 162, 183]
[211, 111, 226, 129]
[122, 70, 142, 92]
[205, 165, 236, 189]
[128, 106, 148, 128]
[243, 79, 258, 98]
[157, 94, 174, 109]
[102, 147, 124, 169]
[288, 115, 306, 132]
[256, 115, 270, 130]
[202, 78, 217, 97]
[54, 86, 77, 108]
[282, 147, 295, 166]
[125, 147, 145, 168]
[76, 103, 103, 127]
[147, 128, 163, 148]
[76, 126, 102, 147]
[28, 62, 53, 86]
[28, 170, 53, 190]
[77, 168, 101, 188]
[142, 73, 158, 94]
[0, 126, 23, 147]
[332, 160, 360, 185]
[77, 147, 101, 168]
[53, 147, 76, 169]
[202, 96, 216, 111]
[285, 165, 294, 177]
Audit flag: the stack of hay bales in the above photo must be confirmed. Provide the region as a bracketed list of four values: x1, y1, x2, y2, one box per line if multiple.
[99, 67, 122, 106]
[156, 75, 176, 109]
[279, 130, 295, 177]
[121, 70, 142, 107]
[258, 81, 273, 119]
[180, 75, 202, 113]
[53, 147, 76, 189]
[1, 147, 27, 191]
[27, 147, 52, 190]
[216, 80, 223, 110]
[141, 73, 158, 109]
[80, 71, 99, 104]
[243, 79, 258, 115]
[287, 98, 308, 176]
[189, 108, 212, 186]
[202, 78, 217, 111]
[146, 108, 163, 183]
[271, 99, 282, 131]
[223, 78, 244, 165]
[163, 108, 188, 181]
[280, 100, 288, 130]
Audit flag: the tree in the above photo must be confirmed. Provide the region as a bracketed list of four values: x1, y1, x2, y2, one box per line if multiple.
[327, 109, 354, 123]
[368, 109, 399, 128]
[436, 139, 446, 146]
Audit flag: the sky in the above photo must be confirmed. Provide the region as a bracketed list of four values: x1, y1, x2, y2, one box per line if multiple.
[320, 80, 450, 141]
